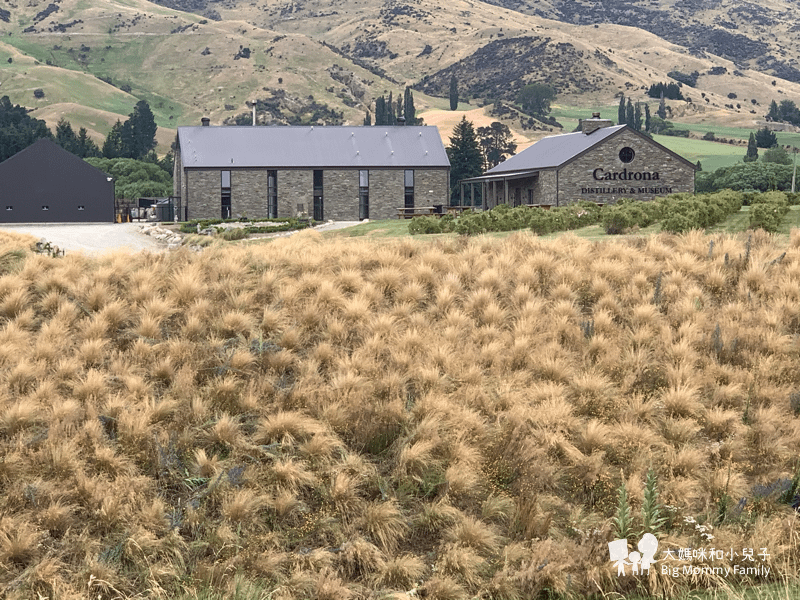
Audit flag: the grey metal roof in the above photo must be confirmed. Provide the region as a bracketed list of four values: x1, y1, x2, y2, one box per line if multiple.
[178, 125, 450, 169]
[487, 124, 626, 174]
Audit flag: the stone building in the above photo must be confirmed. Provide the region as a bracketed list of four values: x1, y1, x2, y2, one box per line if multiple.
[460, 114, 696, 208]
[0, 138, 114, 223]
[174, 122, 450, 221]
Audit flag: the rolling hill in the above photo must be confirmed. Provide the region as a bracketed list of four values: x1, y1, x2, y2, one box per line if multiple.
[1, 0, 799, 153]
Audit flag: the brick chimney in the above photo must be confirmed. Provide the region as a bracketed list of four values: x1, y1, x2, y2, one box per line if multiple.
[582, 112, 614, 135]
[201, 117, 210, 127]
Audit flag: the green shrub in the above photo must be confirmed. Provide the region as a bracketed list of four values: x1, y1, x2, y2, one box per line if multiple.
[602, 204, 637, 234]
[749, 192, 789, 232]
[408, 216, 444, 235]
[661, 212, 699, 234]
[218, 227, 248, 241]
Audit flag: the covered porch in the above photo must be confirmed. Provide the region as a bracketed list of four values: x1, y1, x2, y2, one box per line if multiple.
[458, 169, 550, 210]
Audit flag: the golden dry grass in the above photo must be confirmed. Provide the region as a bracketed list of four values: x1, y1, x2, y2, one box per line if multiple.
[0, 231, 798, 599]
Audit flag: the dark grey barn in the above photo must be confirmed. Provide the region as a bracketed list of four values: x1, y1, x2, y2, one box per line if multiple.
[0, 139, 114, 223]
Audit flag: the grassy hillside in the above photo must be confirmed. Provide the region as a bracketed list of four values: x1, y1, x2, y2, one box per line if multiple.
[3, 0, 800, 153]
[0, 228, 798, 599]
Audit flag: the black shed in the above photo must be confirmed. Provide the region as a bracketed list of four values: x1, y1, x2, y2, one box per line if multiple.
[0, 139, 114, 222]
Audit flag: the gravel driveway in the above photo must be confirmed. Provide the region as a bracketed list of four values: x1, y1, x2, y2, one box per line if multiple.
[0, 223, 162, 255]
[0, 221, 363, 255]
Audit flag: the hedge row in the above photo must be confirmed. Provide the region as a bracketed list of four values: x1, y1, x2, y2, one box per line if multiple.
[407, 189, 789, 236]
[412, 202, 602, 236]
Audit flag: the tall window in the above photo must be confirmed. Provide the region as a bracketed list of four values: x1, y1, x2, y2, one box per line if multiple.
[267, 170, 277, 219]
[359, 170, 369, 220]
[404, 169, 414, 214]
[313, 170, 324, 221]
[221, 170, 231, 219]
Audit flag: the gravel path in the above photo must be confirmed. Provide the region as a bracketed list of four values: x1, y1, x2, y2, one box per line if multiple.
[0, 223, 162, 255]
[0, 220, 363, 255]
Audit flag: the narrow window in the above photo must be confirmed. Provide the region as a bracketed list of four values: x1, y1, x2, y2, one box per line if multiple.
[359, 170, 369, 220]
[221, 170, 232, 219]
[404, 169, 414, 215]
[267, 170, 277, 219]
[313, 170, 323, 221]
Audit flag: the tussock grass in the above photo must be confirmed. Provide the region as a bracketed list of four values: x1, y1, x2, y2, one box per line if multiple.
[0, 231, 798, 599]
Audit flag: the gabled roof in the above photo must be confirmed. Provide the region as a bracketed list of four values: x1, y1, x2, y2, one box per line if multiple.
[177, 125, 450, 169]
[487, 125, 626, 174]
[0, 138, 110, 180]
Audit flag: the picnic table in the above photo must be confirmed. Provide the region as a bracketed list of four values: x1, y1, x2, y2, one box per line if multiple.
[397, 206, 438, 219]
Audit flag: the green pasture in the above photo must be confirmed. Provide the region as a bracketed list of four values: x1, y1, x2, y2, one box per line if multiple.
[653, 134, 747, 172]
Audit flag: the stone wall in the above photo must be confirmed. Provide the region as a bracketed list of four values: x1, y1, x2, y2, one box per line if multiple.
[369, 170, 404, 220]
[183, 167, 450, 221]
[557, 129, 695, 205]
[323, 170, 360, 221]
[414, 169, 449, 209]
[185, 170, 220, 221]
[231, 170, 269, 217]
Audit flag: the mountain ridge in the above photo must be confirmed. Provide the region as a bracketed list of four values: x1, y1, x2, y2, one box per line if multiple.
[1, 0, 799, 149]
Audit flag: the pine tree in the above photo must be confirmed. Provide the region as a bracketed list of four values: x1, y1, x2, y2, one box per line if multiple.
[449, 75, 459, 111]
[0, 95, 52, 161]
[76, 127, 100, 158]
[477, 121, 517, 169]
[744, 132, 759, 162]
[446, 116, 483, 203]
[128, 99, 158, 159]
[626, 99, 635, 129]
[618, 95, 626, 126]
[767, 100, 780, 121]
[102, 120, 125, 158]
[55, 118, 79, 155]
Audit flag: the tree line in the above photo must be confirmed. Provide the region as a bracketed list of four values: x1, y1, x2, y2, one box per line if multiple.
[446, 116, 520, 204]
[365, 87, 420, 126]
[766, 99, 800, 127]
[0, 96, 166, 167]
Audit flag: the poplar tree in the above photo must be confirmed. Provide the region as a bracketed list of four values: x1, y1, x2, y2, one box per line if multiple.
[404, 87, 417, 125]
[626, 99, 635, 129]
[449, 75, 459, 111]
[374, 96, 387, 126]
[387, 91, 395, 125]
[644, 104, 652, 133]
[618, 95, 626, 125]
[634, 102, 643, 132]
[657, 92, 667, 119]
[744, 132, 759, 163]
